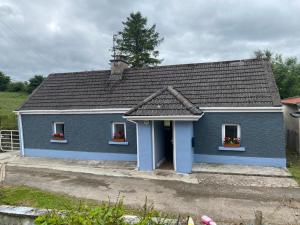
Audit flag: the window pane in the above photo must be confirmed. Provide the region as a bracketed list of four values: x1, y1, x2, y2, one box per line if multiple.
[113, 124, 125, 139]
[56, 124, 64, 134]
[225, 125, 237, 138]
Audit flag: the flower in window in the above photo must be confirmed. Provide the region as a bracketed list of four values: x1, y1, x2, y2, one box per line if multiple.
[53, 133, 64, 140]
[224, 136, 240, 146]
[114, 131, 125, 139]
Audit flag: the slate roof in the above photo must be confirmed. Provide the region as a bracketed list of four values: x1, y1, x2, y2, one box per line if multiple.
[17, 58, 281, 111]
[124, 86, 203, 116]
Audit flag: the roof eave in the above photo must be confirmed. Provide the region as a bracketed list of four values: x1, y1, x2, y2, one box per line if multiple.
[123, 114, 203, 121]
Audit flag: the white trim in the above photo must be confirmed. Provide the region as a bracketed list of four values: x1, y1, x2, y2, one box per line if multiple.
[15, 108, 130, 115]
[112, 122, 127, 140]
[50, 139, 68, 144]
[15, 107, 282, 115]
[124, 115, 202, 121]
[53, 122, 64, 135]
[152, 121, 155, 169]
[127, 120, 140, 169]
[222, 124, 241, 144]
[200, 107, 283, 112]
[173, 121, 177, 171]
[17, 114, 24, 157]
[108, 141, 128, 145]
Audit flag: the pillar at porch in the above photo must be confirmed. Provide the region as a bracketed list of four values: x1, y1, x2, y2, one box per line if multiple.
[136, 121, 153, 171]
[174, 121, 194, 173]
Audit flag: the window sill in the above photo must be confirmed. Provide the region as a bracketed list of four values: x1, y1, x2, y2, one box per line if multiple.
[50, 139, 68, 144]
[218, 146, 245, 151]
[109, 141, 129, 145]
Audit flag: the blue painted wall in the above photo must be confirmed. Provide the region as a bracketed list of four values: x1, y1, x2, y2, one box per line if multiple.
[194, 154, 286, 167]
[22, 114, 136, 154]
[24, 148, 137, 161]
[175, 121, 194, 173]
[154, 121, 165, 167]
[137, 121, 153, 171]
[193, 112, 285, 158]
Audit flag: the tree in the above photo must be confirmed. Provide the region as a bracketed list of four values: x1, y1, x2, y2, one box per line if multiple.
[115, 12, 164, 68]
[0, 71, 11, 91]
[254, 49, 300, 99]
[8, 81, 27, 92]
[27, 75, 45, 93]
[254, 49, 273, 61]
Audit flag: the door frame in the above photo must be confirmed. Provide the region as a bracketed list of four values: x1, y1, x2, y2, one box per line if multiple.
[173, 121, 177, 171]
[152, 120, 176, 171]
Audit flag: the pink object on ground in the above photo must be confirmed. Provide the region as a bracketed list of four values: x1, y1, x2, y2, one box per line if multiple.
[201, 215, 216, 225]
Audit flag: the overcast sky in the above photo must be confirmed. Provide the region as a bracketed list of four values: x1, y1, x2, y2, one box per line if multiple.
[1, 0, 300, 81]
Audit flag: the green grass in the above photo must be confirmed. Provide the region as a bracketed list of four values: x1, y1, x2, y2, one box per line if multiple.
[287, 149, 300, 185]
[0, 185, 169, 217]
[0, 92, 28, 129]
[0, 185, 174, 225]
[0, 185, 97, 210]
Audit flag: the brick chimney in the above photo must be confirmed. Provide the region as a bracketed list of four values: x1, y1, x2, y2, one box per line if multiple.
[110, 55, 129, 80]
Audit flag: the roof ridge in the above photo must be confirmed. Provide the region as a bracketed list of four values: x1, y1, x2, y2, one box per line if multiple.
[48, 58, 264, 76]
[166, 86, 202, 115]
[124, 87, 166, 116]
[124, 58, 264, 72]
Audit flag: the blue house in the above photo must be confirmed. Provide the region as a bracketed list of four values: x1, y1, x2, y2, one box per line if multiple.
[15, 57, 286, 173]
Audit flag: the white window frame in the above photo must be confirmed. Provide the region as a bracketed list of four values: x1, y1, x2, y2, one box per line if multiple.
[53, 122, 65, 135]
[112, 122, 127, 140]
[222, 124, 241, 143]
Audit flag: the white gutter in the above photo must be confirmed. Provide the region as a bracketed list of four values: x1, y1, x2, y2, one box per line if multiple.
[123, 115, 203, 121]
[14, 108, 131, 115]
[200, 107, 283, 112]
[16, 113, 24, 157]
[15, 107, 283, 115]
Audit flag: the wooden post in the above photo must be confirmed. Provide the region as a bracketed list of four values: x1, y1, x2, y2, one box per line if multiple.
[254, 210, 262, 225]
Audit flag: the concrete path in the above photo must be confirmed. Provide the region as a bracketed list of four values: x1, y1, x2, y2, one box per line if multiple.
[4, 166, 300, 225]
[0, 151, 298, 188]
[193, 163, 292, 177]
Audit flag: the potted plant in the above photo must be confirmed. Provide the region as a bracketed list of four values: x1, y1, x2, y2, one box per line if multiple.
[112, 131, 125, 142]
[52, 133, 64, 140]
[224, 137, 240, 147]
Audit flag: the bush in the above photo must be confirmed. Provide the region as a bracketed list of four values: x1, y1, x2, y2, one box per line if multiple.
[35, 200, 128, 225]
[8, 82, 27, 92]
[35, 198, 171, 225]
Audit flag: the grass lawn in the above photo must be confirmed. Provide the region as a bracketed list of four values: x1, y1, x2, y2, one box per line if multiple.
[0, 185, 97, 210]
[0, 185, 166, 217]
[287, 149, 300, 185]
[0, 92, 28, 129]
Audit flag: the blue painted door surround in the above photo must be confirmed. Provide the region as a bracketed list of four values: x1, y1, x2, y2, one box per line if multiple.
[174, 121, 194, 173]
[136, 121, 153, 171]
[136, 120, 194, 173]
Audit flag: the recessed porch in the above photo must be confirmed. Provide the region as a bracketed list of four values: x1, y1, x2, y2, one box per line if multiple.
[124, 86, 203, 173]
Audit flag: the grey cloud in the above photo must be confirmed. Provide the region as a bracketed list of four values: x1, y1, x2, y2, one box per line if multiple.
[0, 0, 299, 80]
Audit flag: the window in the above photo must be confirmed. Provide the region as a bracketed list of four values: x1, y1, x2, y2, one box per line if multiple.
[112, 122, 126, 142]
[222, 124, 240, 145]
[53, 122, 65, 140]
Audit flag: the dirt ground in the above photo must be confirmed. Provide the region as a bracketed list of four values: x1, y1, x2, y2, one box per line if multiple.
[4, 165, 300, 225]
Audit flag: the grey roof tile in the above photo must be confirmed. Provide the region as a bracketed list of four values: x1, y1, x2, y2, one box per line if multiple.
[17, 59, 281, 111]
[125, 86, 203, 116]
